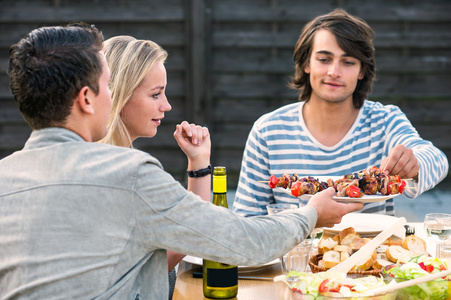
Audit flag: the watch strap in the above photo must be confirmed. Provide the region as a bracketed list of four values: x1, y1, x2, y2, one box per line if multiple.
[187, 164, 212, 178]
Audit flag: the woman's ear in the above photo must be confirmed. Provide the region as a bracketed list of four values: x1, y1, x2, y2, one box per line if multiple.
[75, 86, 95, 115]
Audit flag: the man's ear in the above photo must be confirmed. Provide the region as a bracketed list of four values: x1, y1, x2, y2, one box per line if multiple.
[304, 62, 310, 74]
[358, 72, 364, 80]
[358, 67, 364, 80]
[76, 86, 95, 115]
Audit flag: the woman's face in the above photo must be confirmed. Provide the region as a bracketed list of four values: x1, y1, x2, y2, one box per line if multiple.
[121, 60, 171, 141]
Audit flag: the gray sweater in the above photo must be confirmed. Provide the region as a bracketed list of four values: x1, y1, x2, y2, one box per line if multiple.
[0, 128, 316, 299]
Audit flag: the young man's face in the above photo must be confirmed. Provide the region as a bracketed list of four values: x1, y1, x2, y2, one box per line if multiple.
[305, 29, 364, 105]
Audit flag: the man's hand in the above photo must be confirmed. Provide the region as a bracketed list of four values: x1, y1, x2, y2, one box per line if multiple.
[380, 144, 419, 179]
[306, 187, 364, 228]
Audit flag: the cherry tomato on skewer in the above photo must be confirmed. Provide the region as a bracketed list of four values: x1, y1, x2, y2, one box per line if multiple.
[290, 182, 302, 197]
[346, 185, 363, 198]
[399, 180, 406, 194]
[268, 175, 279, 189]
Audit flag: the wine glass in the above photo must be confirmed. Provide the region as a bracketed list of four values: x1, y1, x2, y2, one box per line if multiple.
[307, 227, 324, 256]
[424, 213, 451, 258]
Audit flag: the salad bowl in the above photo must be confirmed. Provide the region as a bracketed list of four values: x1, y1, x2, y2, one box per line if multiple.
[275, 272, 398, 299]
[382, 254, 451, 300]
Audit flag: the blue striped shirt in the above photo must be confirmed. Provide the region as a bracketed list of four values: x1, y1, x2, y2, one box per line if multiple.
[232, 100, 448, 217]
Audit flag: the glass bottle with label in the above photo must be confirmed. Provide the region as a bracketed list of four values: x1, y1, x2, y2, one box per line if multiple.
[202, 166, 238, 298]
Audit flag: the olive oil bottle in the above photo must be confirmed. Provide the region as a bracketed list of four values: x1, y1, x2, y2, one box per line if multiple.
[202, 166, 238, 298]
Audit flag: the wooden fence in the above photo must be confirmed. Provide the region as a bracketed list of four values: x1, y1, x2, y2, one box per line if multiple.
[1, 0, 450, 188]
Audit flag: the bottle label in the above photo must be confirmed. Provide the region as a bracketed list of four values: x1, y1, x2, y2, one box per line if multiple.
[212, 176, 227, 193]
[206, 267, 238, 287]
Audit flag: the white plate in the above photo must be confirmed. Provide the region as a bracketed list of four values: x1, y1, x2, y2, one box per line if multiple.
[324, 213, 403, 237]
[300, 193, 400, 203]
[277, 175, 400, 203]
[182, 255, 279, 274]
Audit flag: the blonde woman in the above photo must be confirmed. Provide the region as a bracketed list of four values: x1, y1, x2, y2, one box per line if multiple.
[100, 36, 211, 294]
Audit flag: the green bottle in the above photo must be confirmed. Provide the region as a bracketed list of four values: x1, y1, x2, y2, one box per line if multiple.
[202, 166, 238, 299]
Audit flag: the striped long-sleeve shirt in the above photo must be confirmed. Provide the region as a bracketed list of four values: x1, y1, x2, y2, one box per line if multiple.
[232, 100, 449, 217]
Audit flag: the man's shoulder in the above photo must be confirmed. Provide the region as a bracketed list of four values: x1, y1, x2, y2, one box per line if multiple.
[254, 102, 301, 128]
[90, 143, 162, 166]
[362, 100, 403, 117]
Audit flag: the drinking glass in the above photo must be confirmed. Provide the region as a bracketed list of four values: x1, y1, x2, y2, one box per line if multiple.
[280, 240, 312, 275]
[266, 203, 310, 275]
[266, 203, 298, 215]
[423, 213, 451, 258]
[438, 238, 451, 259]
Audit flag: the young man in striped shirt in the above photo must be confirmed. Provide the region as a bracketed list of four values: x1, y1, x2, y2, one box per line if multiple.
[233, 9, 448, 217]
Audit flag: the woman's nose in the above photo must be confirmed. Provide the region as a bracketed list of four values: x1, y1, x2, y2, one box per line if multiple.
[161, 96, 172, 112]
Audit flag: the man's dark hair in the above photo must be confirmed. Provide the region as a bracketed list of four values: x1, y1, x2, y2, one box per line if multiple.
[8, 21, 104, 129]
[290, 9, 376, 108]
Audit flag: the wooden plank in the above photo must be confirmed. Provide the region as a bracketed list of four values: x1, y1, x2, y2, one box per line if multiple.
[0, 102, 25, 124]
[212, 1, 451, 22]
[101, 23, 186, 47]
[412, 125, 451, 149]
[390, 100, 451, 124]
[0, 124, 31, 149]
[211, 73, 296, 98]
[212, 147, 247, 188]
[211, 123, 253, 148]
[0, 1, 185, 23]
[0, 73, 11, 98]
[376, 56, 451, 74]
[213, 99, 289, 123]
[186, 0, 208, 124]
[372, 74, 451, 97]
[0, 23, 187, 48]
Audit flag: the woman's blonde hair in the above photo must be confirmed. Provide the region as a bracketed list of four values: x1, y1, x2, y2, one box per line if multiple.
[99, 35, 168, 147]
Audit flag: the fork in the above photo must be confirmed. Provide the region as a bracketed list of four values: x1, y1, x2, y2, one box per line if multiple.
[404, 224, 415, 236]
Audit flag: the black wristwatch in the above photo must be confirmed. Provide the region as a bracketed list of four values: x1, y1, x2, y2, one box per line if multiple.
[187, 164, 212, 178]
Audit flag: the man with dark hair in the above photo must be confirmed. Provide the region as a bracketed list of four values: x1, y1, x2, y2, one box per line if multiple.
[233, 9, 448, 217]
[1, 22, 363, 298]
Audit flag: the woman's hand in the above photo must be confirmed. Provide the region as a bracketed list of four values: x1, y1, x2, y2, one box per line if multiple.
[173, 121, 211, 169]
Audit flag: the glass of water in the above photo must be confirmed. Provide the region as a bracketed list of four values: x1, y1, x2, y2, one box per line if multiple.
[424, 213, 451, 258]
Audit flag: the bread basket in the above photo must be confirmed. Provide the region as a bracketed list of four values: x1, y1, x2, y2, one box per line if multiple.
[308, 254, 382, 276]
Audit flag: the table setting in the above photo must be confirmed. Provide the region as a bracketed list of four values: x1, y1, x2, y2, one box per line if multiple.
[173, 169, 450, 299]
[173, 213, 451, 300]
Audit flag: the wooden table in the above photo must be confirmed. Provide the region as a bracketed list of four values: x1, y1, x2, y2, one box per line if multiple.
[172, 222, 429, 300]
[172, 260, 297, 300]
